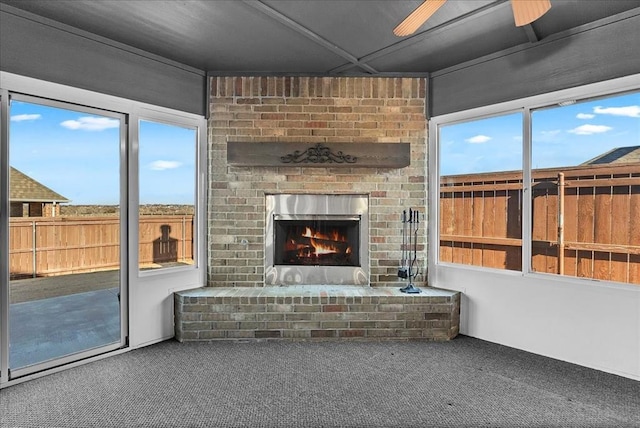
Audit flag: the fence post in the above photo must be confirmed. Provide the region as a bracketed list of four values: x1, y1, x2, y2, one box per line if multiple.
[558, 172, 565, 275]
[32, 220, 37, 278]
[182, 216, 186, 262]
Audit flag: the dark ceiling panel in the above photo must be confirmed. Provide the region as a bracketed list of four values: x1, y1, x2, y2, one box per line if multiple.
[261, 0, 497, 59]
[367, 3, 529, 72]
[261, 0, 406, 58]
[532, 0, 640, 38]
[0, 0, 349, 72]
[1, 0, 638, 75]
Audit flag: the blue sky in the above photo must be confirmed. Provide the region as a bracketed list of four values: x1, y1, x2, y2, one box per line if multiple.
[440, 91, 640, 175]
[9, 101, 196, 205]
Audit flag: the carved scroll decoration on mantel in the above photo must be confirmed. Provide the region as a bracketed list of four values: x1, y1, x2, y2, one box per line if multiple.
[227, 142, 410, 168]
[281, 143, 357, 164]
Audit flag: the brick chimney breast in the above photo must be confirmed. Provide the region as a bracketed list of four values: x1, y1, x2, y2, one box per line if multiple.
[208, 76, 427, 287]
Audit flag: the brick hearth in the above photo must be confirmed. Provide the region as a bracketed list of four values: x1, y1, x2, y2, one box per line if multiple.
[175, 286, 460, 341]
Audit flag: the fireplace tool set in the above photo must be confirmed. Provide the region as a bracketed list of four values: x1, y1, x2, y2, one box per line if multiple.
[398, 208, 421, 294]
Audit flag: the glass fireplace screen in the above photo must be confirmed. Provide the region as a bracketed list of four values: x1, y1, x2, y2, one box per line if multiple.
[273, 215, 360, 266]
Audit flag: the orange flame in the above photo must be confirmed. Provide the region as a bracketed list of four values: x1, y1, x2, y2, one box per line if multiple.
[294, 226, 350, 257]
[301, 226, 347, 242]
[309, 238, 339, 255]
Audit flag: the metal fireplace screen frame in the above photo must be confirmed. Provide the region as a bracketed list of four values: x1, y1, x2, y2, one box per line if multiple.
[265, 194, 369, 286]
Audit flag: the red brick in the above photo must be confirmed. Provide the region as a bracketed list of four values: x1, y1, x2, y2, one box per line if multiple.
[323, 304, 348, 312]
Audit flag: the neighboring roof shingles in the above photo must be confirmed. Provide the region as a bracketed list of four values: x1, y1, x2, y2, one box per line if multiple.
[9, 167, 69, 203]
[582, 146, 640, 165]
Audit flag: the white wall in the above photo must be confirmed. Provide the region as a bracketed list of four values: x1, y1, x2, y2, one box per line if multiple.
[434, 266, 640, 380]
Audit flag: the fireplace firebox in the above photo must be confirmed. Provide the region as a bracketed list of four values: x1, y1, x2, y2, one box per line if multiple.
[266, 194, 369, 285]
[274, 216, 360, 266]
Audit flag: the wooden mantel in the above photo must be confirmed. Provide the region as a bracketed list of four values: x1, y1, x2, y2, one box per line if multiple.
[227, 142, 411, 168]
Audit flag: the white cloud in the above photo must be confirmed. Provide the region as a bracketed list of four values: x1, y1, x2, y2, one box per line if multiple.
[11, 113, 41, 122]
[568, 124, 613, 135]
[593, 105, 640, 118]
[149, 160, 182, 171]
[60, 116, 119, 131]
[465, 135, 491, 144]
[576, 113, 595, 119]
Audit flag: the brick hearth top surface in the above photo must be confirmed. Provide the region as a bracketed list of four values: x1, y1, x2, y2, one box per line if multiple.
[176, 285, 457, 300]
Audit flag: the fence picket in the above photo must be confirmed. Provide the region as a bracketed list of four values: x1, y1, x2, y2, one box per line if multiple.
[440, 163, 640, 285]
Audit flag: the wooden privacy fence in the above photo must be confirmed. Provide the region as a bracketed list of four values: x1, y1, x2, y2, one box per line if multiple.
[440, 163, 640, 285]
[9, 215, 194, 278]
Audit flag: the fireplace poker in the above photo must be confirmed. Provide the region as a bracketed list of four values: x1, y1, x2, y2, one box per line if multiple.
[398, 209, 408, 279]
[412, 209, 419, 276]
[400, 208, 421, 294]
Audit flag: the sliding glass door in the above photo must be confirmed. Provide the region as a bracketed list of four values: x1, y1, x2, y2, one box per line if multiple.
[1, 72, 205, 386]
[6, 95, 126, 377]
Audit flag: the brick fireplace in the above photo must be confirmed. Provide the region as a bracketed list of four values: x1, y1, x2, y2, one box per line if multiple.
[174, 76, 461, 341]
[208, 76, 428, 288]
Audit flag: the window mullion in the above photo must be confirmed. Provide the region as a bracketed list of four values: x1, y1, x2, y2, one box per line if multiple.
[522, 108, 533, 276]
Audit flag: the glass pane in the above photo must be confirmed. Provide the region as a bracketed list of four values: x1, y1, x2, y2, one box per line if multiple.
[439, 112, 523, 271]
[138, 120, 196, 271]
[9, 99, 122, 370]
[531, 91, 640, 284]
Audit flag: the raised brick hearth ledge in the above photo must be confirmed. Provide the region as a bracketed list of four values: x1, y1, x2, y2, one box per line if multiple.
[174, 286, 460, 341]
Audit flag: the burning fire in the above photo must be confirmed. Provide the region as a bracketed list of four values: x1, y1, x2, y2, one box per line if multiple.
[297, 226, 351, 257]
[301, 226, 345, 242]
[309, 238, 339, 255]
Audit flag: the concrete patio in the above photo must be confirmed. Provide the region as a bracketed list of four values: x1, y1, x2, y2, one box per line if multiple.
[9, 272, 120, 369]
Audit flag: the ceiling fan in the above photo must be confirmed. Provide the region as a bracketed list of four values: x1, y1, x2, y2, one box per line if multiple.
[393, 0, 551, 36]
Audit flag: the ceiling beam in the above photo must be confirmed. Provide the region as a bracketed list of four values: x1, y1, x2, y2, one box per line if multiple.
[241, 0, 379, 74]
[522, 24, 540, 43]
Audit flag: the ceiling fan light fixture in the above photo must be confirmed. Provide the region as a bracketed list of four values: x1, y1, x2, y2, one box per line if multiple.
[393, 0, 446, 37]
[511, 0, 552, 27]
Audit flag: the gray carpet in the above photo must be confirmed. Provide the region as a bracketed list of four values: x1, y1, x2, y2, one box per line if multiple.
[1, 336, 639, 428]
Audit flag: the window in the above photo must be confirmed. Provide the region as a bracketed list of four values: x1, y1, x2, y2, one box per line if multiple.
[138, 120, 197, 272]
[531, 91, 640, 284]
[435, 84, 640, 286]
[439, 112, 523, 271]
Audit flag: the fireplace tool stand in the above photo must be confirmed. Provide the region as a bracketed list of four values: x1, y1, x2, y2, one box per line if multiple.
[399, 208, 421, 294]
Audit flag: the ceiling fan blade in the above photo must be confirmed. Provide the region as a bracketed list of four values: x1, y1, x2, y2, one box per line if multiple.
[393, 0, 447, 37]
[511, 0, 551, 27]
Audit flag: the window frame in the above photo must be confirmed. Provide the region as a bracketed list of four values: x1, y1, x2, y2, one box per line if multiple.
[134, 114, 203, 277]
[437, 109, 525, 272]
